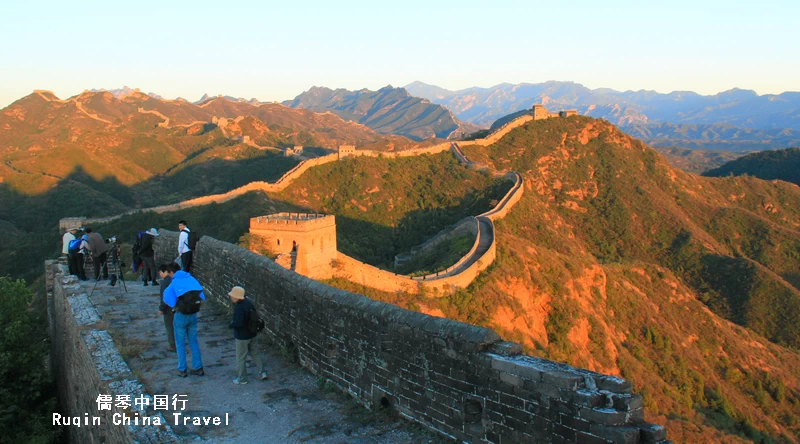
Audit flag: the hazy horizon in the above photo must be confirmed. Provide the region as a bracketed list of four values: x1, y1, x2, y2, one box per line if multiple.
[3, 0, 798, 108]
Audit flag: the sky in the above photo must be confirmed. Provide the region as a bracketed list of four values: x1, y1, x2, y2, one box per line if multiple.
[1, 0, 798, 107]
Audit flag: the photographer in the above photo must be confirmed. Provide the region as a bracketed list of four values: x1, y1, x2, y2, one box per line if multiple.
[84, 227, 109, 281]
[140, 228, 159, 286]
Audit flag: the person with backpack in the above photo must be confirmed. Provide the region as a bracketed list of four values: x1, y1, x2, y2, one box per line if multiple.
[163, 263, 205, 378]
[131, 232, 144, 274]
[62, 227, 77, 275]
[84, 227, 109, 281]
[139, 228, 159, 286]
[177, 220, 197, 273]
[228, 286, 267, 384]
[68, 234, 89, 281]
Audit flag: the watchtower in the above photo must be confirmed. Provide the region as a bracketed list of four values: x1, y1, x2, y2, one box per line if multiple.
[338, 145, 356, 159]
[249, 213, 337, 279]
[59, 217, 87, 232]
[531, 104, 550, 120]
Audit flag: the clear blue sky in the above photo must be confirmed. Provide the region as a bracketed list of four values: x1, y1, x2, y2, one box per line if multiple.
[1, 0, 798, 107]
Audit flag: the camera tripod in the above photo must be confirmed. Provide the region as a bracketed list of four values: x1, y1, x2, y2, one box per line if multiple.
[89, 242, 128, 297]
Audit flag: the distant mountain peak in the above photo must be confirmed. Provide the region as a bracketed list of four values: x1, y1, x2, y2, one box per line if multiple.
[284, 85, 468, 140]
[91, 86, 141, 99]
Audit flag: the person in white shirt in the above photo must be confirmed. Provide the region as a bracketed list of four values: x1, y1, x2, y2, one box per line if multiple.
[62, 227, 77, 275]
[178, 220, 194, 273]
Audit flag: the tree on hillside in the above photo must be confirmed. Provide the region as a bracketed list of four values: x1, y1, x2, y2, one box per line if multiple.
[0, 277, 58, 443]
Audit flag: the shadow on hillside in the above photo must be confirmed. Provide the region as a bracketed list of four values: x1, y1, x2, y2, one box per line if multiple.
[0, 152, 297, 282]
[1, 151, 301, 228]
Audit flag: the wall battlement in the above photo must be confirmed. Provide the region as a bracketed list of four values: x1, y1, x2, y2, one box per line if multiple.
[154, 232, 667, 443]
[250, 212, 335, 230]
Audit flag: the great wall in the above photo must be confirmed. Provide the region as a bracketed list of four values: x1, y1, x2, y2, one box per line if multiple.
[60, 105, 557, 293]
[53, 104, 669, 442]
[61, 124, 528, 293]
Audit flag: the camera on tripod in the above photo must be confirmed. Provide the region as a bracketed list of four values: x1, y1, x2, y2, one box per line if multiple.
[104, 235, 125, 287]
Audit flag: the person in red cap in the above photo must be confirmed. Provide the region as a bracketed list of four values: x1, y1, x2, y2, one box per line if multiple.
[228, 286, 267, 384]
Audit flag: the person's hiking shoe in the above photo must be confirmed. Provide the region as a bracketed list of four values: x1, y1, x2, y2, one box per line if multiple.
[143, 281, 148, 286]
[177, 370, 188, 378]
[233, 378, 248, 385]
[261, 372, 268, 381]
[189, 368, 205, 376]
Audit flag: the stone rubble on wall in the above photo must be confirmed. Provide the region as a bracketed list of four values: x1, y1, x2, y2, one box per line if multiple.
[82, 330, 132, 381]
[67, 293, 101, 325]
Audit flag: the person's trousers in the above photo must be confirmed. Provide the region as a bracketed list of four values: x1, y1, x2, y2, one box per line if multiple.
[141, 256, 156, 282]
[65, 253, 75, 275]
[93, 252, 108, 279]
[163, 311, 176, 350]
[180, 251, 193, 273]
[173, 312, 202, 371]
[236, 337, 264, 382]
[70, 252, 86, 280]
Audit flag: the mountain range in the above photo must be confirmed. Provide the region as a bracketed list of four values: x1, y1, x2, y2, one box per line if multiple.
[283, 86, 481, 140]
[405, 80, 800, 150]
[3, 88, 800, 441]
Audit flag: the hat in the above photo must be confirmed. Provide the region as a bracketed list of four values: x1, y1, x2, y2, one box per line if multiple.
[145, 228, 159, 236]
[228, 286, 245, 300]
[68, 227, 78, 232]
[81, 234, 88, 240]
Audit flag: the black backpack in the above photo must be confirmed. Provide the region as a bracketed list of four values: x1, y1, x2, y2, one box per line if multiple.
[182, 229, 199, 250]
[246, 306, 266, 335]
[132, 232, 143, 255]
[176, 290, 202, 314]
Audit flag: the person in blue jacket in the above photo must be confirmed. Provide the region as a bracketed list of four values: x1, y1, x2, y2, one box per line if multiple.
[163, 263, 206, 377]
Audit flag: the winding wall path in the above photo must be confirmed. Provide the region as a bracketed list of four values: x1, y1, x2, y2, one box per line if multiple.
[63, 114, 532, 293]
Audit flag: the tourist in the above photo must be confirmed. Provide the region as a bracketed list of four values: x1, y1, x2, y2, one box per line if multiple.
[84, 227, 109, 280]
[62, 227, 77, 275]
[162, 263, 205, 377]
[71, 234, 89, 281]
[228, 286, 267, 384]
[178, 220, 193, 273]
[140, 228, 159, 286]
[158, 264, 176, 352]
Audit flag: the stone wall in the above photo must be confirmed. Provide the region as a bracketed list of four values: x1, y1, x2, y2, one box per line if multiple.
[153, 233, 667, 443]
[460, 115, 535, 147]
[46, 260, 177, 444]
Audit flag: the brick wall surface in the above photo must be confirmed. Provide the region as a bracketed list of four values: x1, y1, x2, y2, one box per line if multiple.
[154, 233, 668, 443]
